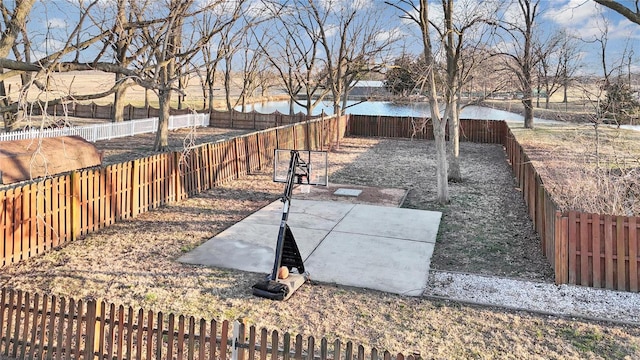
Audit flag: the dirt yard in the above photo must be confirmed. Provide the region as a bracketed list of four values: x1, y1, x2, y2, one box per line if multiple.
[0, 134, 639, 358]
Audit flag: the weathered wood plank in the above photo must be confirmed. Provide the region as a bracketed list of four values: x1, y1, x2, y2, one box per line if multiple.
[167, 313, 175, 359]
[617, 216, 627, 290]
[605, 215, 614, 289]
[629, 217, 638, 292]
[568, 211, 577, 284]
[592, 215, 602, 288]
[580, 212, 590, 286]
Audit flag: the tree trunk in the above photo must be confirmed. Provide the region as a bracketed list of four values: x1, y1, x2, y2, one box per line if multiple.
[153, 89, 171, 151]
[224, 55, 233, 111]
[523, 96, 534, 128]
[434, 118, 449, 203]
[208, 86, 214, 113]
[447, 102, 462, 182]
[113, 74, 126, 122]
[419, 0, 448, 203]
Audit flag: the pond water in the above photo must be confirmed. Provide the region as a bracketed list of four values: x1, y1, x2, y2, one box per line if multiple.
[236, 100, 559, 124]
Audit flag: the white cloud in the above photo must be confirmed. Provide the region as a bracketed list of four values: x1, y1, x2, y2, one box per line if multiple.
[544, 0, 601, 24]
[323, 24, 339, 38]
[199, 0, 243, 17]
[317, 0, 371, 12]
[350, 0, 371, 11]
[244, 0, 277, 19]
[47, 18, 67, 30]
[375, 27, 403, 43]
[31, 38, 67, 60]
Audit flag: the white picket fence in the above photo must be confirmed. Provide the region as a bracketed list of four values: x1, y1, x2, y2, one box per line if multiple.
[0, 113, 209, 143]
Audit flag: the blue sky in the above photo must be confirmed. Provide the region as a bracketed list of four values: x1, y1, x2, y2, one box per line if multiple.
[22, 0, 640, 76]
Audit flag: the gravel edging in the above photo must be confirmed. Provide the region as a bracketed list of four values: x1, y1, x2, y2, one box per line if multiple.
[424, 270, 640, 325]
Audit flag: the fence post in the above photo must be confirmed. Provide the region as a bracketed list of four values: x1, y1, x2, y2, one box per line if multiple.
[232, 319, 246, 360]
[131, 159, 140, 217]
[555, 211, 569, 284]
[70, 170, 81, 241]
[174, 152, 182, 201]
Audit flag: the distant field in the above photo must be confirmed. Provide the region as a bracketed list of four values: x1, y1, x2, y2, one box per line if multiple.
[2, 70, 241, 109]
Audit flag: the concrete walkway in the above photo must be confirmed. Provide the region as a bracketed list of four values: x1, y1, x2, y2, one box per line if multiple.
[179, 199, 442, 296]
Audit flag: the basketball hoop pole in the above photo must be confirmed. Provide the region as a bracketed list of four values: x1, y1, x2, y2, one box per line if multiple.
[269, 150, 308, 281]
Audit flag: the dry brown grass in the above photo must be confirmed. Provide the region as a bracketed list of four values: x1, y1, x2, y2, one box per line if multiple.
[512, 123, 640, 216]
[1, 136, 639, 358]
[2, 71, 256, 109]
[482, 99, 596, 123]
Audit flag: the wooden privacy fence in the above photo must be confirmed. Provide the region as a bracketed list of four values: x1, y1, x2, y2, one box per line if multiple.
[503, 127, 640, 292]
[28, 103, 196, 121]
[0, 288, 410, 360]
[209, 109, 319, 130]
[347, 115, 507, 143]
[0, 115, 345, 267]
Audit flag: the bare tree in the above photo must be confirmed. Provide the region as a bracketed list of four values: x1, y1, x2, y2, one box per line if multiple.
[558, 34, 582, 107]
[128, 0, 242, 150]
[593, 0, 640, 24]
[194, 10, 230, 113]
[0, 0, 35, 58]
[537, 32, 581, 109]
[257, 3, 329, 115]
[0, 0, 124, 130]
[97, 0, 137, 122]
[205, 4, 273, 112]
[533, 30, 576, 109]
[236, 32, 269, 112]
[389, 0, 498, 182]
[436, 0, 498, 181]
[305, 0, 397, 117]
[389, 0, 449, 203]
[490, 0, 541, 128]
[0, 0, 36, 129]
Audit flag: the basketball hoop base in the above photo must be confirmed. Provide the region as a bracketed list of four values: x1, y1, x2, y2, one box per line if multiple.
[252, 273, 308, 301]
[278, 273, 307, 300]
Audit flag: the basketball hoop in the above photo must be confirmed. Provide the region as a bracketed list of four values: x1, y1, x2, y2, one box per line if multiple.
[252, 149, 328, 301]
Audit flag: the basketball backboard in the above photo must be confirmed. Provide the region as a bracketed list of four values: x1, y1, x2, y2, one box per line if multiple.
[273, 149, 328, 186]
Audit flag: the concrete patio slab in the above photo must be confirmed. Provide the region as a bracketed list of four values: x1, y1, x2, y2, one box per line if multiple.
[304, 232, 435, 296]
[333, 204, 440, 243]
[178, 222, 328, 273]
[243, 200, 356, 231]
[178, 199, 442, 296]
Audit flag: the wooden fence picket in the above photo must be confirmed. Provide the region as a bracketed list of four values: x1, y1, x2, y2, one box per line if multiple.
[630, 217, 638, 292]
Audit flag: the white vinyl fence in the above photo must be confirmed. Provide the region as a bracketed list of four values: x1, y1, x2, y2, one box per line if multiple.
[0, 113, 209, 143]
